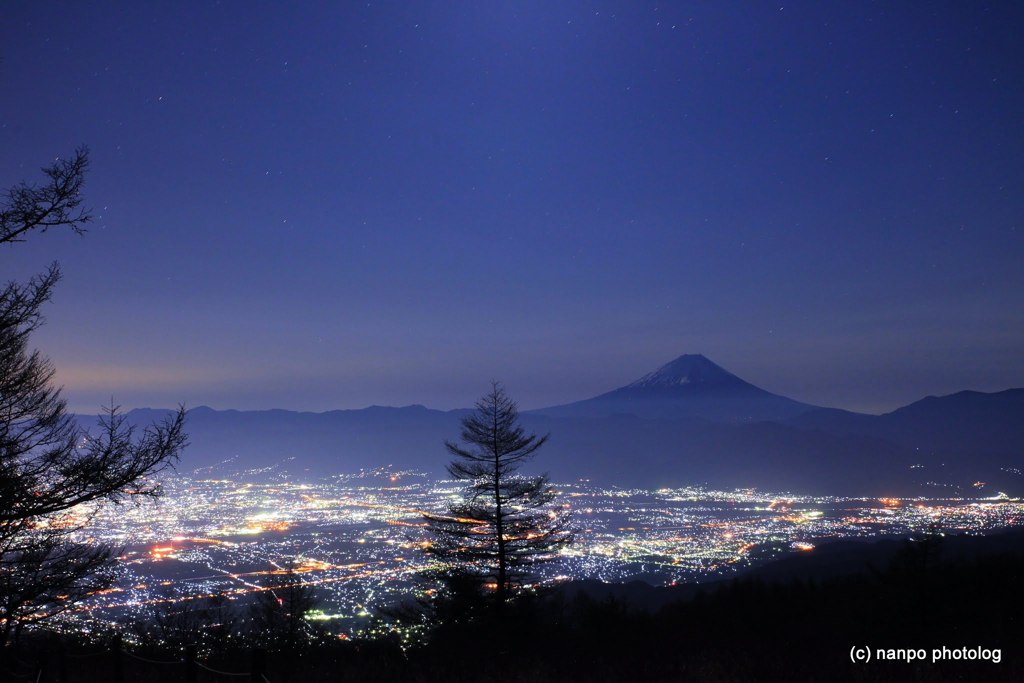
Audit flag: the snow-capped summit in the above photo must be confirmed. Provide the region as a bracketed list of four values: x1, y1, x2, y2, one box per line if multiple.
[626, 354, 740, 389]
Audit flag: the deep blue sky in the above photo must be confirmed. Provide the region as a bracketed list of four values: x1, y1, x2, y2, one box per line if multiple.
[2, 2, 1022, 414]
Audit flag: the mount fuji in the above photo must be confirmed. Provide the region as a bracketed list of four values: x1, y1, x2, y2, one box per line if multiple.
[536, 354, 818, 422]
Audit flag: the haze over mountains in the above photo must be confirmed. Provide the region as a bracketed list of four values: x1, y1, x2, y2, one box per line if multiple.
[108, 354, 1024, 496]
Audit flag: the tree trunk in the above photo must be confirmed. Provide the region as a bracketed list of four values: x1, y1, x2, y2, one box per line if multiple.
[493, 401, 506, 604]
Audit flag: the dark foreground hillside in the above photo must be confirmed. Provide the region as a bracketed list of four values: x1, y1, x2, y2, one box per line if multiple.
[4, 531, 1023, 683]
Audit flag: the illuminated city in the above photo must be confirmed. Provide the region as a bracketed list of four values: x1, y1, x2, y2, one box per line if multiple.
[58, 464, 1024, 641]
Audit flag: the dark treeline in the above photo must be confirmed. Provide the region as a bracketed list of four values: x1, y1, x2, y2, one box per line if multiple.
[4, 534, 1023, 683]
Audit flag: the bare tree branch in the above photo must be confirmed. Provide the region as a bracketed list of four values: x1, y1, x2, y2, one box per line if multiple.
[0, 150, 187, 645]
[1, 148, 91, 244]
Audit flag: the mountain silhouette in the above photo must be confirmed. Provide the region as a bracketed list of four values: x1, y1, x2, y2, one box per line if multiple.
[535, 354, 818, 422]
[92, 358, 1024, 495]
[789, 388, 1024, 463]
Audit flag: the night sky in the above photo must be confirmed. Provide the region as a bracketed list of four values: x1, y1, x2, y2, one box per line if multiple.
[2, 2, 1022, 415]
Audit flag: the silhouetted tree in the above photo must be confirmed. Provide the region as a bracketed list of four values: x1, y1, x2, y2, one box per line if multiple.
[1, 148, 90, 245]
[250, 561, 320, 652]
[894, 520, 945, 577]
[132, 588, 240, 655]
[887, 520, 947, 629]
[424, 382, 571, 605]
[0, 150, 187, 646]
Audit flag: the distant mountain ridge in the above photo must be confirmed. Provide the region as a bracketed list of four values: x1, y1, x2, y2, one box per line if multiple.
[789, 388, 1024, 458]
[95, 354, 1024, 495]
